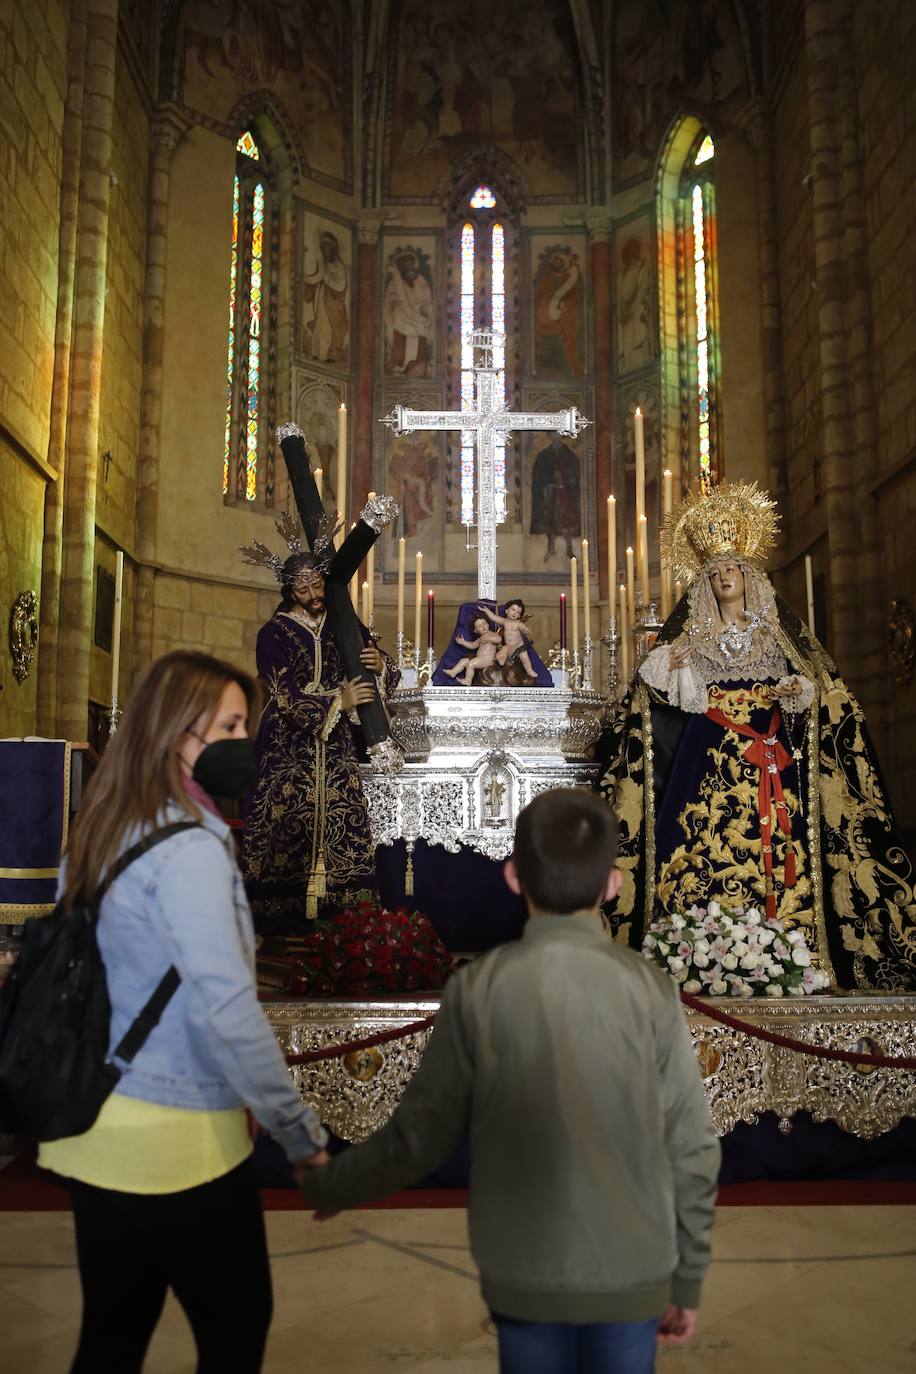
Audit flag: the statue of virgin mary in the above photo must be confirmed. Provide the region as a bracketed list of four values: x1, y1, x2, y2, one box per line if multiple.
[596, 481, 916, 992]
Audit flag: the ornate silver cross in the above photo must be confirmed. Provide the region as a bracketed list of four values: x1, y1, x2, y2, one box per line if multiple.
[382, 331, 590, 600]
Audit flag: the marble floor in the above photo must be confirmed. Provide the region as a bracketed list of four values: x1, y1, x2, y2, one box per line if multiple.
[0, 1204, 913, 1372]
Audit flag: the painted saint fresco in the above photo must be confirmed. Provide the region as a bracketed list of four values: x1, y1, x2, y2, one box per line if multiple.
[531, 239, 587, 378]
[383, 242, 436, 379]
[300, 213, 351, 367]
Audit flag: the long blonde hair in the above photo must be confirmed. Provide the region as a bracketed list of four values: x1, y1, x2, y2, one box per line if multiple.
[63, 650, 261, 909]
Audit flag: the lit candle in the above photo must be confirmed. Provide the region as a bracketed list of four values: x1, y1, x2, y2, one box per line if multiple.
[366, 491, 376, 622]
[427, 589, 435, 650]
[361, 579, 369, 626]
[581, 538, 591, 641]
[606, 495, 616, 609]
[396, 536, 406, 640]
[626, 546, 635, 624]
[570, 555, 579, 662]
[619, 583, 630, 683]
[559, 592, 567, 652]
[638, 514, 650, 607]
[805, 555, 816, 635]
[414, 551, 423, 654]
[634, 405, 646, 524]
[675, 578, 684, 604]
[110, 550, 124, 707]
[348, 522, 358, 607]
[314, 466, 323, 504]
[336, 402, 347, 525]
[662, 468, 673, 518]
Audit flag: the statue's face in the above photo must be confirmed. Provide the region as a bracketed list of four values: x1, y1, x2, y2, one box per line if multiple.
[473, 617, 489, 634]
[291, 569, 326, 613]
[708, 559, 745, 608]
[505, 604, 522, 620]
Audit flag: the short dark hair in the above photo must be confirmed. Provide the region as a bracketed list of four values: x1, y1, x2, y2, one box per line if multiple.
[503, 598, 526, 615]
[277, 552, 321, 611]
[512, 788, 619, 914]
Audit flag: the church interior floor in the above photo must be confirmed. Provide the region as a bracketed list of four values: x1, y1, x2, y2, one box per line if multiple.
[0, 1204, 913, 1372]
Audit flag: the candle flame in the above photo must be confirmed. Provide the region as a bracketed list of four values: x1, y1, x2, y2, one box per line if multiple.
[635, 405, 642, 416]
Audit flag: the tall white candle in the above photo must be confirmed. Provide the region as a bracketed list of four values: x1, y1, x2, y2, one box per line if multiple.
[638, 514, 650, 607]
[581, 539, 591, 641]
[110, 551, 124, 706]
[606, 495, 616, 611]
[314, 467, 323, 504]
[348, 523, 358, 607]
[626, 546, 635, 625]
[336, 402, 347, 526]
[805, 555, 816, 635]
[661, 468, 673, 619]
[396, 537, 406, 639]
[414, 551, 423, 653]
[366, 491, 376, 622]
[619, 583, 629, 684]
[634, 406, 646, 523]
[361, 580, 369, 626]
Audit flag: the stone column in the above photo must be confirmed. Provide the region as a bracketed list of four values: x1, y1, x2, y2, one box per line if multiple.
[803, 0, 859, 679]
[743, 102, 789, 520]
[37, 0, 87, 734]
[586, 211, 614, 601]
[134, 106, 187, 680]
[352, 215, 384, 518]
[56, 0, 119, 740]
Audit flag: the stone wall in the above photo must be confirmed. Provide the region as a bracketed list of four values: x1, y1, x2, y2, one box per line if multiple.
[0, 439, 46, 732]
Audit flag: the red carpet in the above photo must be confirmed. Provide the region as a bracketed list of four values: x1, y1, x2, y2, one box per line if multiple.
[2, 1155, 915, 1211]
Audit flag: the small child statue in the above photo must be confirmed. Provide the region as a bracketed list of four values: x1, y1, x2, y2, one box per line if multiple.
[478, 600, 538, 683]
[442, 614, 503, 686]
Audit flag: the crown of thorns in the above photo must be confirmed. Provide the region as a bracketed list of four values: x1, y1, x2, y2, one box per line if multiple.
[239, 511, 342, 583]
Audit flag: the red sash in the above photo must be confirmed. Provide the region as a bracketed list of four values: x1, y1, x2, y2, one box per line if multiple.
[705, 706, 797, 921]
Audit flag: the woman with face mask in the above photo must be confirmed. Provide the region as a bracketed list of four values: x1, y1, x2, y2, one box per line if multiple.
[39, 650, 329, 1374]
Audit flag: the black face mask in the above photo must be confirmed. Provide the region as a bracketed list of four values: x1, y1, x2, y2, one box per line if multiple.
[191, 738, 257, 799]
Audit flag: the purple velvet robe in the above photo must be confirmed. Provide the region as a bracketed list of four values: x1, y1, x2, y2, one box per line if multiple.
[240, 611, 399, 922]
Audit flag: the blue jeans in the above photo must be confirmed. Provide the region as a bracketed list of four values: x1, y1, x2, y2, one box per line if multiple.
[494, 1315, 660, 1374]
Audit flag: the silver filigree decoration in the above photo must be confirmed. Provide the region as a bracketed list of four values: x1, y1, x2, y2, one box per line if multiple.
[367, 737, 405, 774]
[274, 511, 303, 554]
[361, 493, 399, 533]
[239, 540, 284, 581]
[276, 421, 305, 444]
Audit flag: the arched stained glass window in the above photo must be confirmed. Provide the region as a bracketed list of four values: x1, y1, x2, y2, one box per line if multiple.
[658, 122, 721, 492]
[223, 128, 278, 503]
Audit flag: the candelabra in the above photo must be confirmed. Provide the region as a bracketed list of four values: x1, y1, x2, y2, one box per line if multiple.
[571, 648, 581, 691]
[633, 595, 664, 667]
[106, 702, 122, 738]
[581, 634, 594, 691]
[600, 618, 620, 704]
[418, 648, 435, 687]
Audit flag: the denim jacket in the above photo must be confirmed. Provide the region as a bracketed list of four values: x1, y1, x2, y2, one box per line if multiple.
[63, 802, 327, 1161]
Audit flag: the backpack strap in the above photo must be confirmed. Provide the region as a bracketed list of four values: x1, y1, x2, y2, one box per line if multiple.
[97, 819, 202, 1067]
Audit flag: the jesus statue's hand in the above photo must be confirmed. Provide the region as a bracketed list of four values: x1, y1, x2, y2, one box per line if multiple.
[341, 677, 375, 712]
[360, 644, 384, 675]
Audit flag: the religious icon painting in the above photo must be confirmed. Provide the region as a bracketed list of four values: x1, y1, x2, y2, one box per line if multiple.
[177, 0, 352, 192]
[615, 211, 656, 375]
[522, 390, 593, 581]
[529, 234, 589, 380]
[297, 207, 353, 370]
[292, 371, 345, 516]
[381, 236, 438, 380]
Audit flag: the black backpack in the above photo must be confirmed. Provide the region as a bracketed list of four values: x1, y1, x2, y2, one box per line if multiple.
[0, 821, 200, 1142]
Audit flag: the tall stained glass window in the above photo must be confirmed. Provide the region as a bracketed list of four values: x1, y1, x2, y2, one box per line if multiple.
[687, 136, 717, 489]
[223, 129, 277, 503]
[456, 185, 509, 527]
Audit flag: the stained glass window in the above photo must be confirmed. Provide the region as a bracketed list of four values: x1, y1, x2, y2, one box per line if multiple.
[236, 130, 260, 160]
[223, 131, 275, 502]
[469, 184, 496, 209]
[694, 134, 714, 166]
[491, 222, 507, 523]
[692, 183, 711, 487]
[460, 221, 476, 526]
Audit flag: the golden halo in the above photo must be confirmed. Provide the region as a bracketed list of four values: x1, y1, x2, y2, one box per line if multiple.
[660, 481, 780, 584]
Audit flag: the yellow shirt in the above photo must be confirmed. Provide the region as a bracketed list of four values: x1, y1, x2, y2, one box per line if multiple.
[39, 1092, 252, 1194]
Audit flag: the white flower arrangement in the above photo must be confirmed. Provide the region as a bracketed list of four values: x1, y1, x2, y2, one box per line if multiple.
[642, 901, 831, 997]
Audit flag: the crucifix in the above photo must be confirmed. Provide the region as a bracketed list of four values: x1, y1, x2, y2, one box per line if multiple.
[382, 331, 590, 601]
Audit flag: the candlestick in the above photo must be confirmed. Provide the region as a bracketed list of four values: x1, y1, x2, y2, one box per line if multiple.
[805, 555, 816, 635]
[559, 592, 567, 651]
[619, 583, 630, 684]
[626, 546, 635, 625]
[366, 491, 376, 622]
[414, 551, 423, 666]
[427, 589, 435, 650]
[336, 402, 347, 527]
[108, 551, 124, 735]
[638, 514, 650, 607]
[570, 555, 579, 665]
[348, 522, 358, 607]
[634, 406, 646, 523]
[606, 495, 616, 605]
[361, 580, 369, 626]
[581, 538, 591, 642]
[661, 469, 673, 620]
[314, 466, 323, 504]
[396, 536, 406, 640]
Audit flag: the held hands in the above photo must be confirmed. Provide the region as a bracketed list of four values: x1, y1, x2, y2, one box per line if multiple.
[657, 1305, 697, 1347]
[290, 1148, 331, 1189]
[770, 676, 802, 700]
[341, 676, 376, 712]
[360, 644, 384, 675]
[668, 641, 692, 671]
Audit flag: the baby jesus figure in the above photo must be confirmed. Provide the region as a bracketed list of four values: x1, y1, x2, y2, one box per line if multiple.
[478, 600, 537, 682]
[442, 614, 502, 685]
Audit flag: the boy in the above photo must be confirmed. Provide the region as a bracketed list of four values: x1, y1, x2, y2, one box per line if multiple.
[299, 789, 720, 1372]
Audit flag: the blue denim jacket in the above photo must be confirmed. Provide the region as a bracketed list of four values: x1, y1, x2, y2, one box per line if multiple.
[62, 802, 327, 1160]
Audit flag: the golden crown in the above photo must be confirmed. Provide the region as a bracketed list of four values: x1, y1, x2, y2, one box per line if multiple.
[660, 481, 780, 583]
